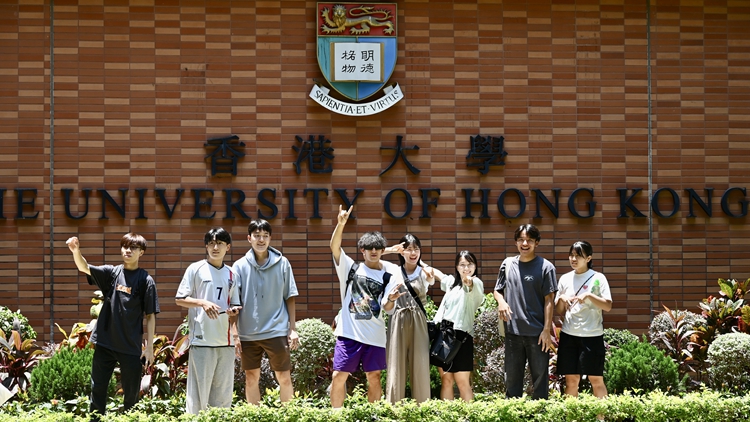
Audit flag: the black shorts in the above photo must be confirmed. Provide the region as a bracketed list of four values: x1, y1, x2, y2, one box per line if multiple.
[556, 331, 605, 376]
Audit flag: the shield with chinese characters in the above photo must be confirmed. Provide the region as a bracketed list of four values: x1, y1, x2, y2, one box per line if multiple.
[317, 3, 397, 101]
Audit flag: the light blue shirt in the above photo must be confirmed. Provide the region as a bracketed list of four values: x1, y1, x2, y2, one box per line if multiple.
[233, 247, 298, 342]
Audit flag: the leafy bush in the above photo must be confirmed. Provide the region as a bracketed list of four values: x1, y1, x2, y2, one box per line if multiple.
[472, 307, 505, 394]
[647, 306, 702, 387]
[476, 347, 506, 394]
[424, 295, 438, 320]
[693, 278, 750, 378]
[604, 339, 684, 395]
[290, 318, 336, 396]
[0, 329, 45, 393]
[29, 345, 115, 402]
[603, 328, 639, 350]
[0, 307, 36, 340]
[4, 390, 750, 422]
[707, 332, 750, 394]
[54, 322, 94, 351]
[473, 305, 504, 360]
[141, 327, 190, 398]
[649, 308, 705, 341]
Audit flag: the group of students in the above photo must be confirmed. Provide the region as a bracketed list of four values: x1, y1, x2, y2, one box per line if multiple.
[65, 208, 611, 419]
[332, 208, 612, 404]
[66, 220, 299, 418]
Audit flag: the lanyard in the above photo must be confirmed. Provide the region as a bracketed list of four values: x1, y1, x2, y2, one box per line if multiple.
[574, 273, 596, 296]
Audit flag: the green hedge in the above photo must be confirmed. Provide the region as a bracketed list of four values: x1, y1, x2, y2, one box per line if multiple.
[1, 391, 749, 422]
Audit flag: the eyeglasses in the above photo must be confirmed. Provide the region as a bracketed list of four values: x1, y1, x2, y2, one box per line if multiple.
[458, 263, 476, 269]
[207, 241, 228, 248]
[515, 238, 536, 244]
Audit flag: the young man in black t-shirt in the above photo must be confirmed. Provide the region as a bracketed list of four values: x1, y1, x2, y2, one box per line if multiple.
[67, 233, 160, 419]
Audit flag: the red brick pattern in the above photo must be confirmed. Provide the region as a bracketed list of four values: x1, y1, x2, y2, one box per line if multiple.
[0, 1, 748, 341]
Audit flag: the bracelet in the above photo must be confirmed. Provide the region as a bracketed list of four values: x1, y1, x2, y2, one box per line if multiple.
[388, 298, 395, 303]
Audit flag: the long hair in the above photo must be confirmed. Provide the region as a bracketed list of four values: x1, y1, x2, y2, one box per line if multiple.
[452, 250, 478, 289]
[397, 233, 422, 268]
[569, 241, 594, 269]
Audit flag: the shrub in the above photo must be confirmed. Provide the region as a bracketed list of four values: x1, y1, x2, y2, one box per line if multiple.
[647, 306, 703, 388]
[141, 329, 189, 398]
[476, 346, 506, 394]
[0, 330, 45, 393]
[649, 308, 705, 342]
[604, 339, 684, 395]
[29, 345, 116, 402]
[603, 328, 639, 350]
[472, 307, 505, 394]
[707, 332, 750, 394]
[473, 306, 504, 361]
[290, 318, 336, 396]
[0, 306, 36, 340]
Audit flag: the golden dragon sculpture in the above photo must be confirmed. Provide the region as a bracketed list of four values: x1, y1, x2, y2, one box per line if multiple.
[320, 4, 394, 35]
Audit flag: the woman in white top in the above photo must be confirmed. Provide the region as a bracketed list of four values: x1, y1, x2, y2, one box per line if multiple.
[433, 250, 484, 401]
[554, 241, 612, 399]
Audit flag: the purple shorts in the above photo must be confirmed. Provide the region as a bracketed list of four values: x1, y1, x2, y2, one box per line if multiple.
[333, 337, 386, 373]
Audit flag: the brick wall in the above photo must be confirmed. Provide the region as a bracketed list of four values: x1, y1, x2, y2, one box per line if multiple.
[0, 0, 748, 342]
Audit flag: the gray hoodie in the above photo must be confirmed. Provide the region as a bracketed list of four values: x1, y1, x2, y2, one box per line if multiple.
[233, 246, 298, 342]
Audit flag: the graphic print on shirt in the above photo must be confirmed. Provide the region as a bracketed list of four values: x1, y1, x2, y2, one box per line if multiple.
[348, 273, 385, 320]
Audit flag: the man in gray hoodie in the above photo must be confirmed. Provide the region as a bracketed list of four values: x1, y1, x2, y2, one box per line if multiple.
[233, 219, 299, 404]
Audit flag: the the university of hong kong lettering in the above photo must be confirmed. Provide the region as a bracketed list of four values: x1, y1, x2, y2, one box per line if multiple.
[310, 3, 403, 116]
[293, 135, 335, 175]
[11, 133, 748, 222]
[12, 187, 742, 222]
[467, 135, 508, 175]
[204, 135, 245, 176]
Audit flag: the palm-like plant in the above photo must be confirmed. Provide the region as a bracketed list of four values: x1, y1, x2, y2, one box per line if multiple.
[140, 326, 190, 398]
[0, 329, 46, 393]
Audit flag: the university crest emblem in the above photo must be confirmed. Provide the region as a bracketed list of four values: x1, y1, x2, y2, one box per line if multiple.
[310, 3, 404, 116]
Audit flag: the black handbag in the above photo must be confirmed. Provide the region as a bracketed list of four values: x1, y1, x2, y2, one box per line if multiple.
[429, 320, 466, 366]
[427, 320, 439, 343]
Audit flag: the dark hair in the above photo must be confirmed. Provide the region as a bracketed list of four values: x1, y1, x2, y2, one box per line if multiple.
[514, 224, 541, 242]
[397, 233, 422, 267]
[452, 250, 478, 289]
[357, 231, 387, 251]
[569, 241, 594, 269]
[248, 219, 272, 236]
[204, 227, 232, 245]
[120, 233, 147, 252]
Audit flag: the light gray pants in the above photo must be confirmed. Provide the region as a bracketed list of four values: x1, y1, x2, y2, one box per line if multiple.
[186, 346, 235, 414]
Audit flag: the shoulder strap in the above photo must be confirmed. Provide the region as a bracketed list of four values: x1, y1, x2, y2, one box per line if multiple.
[401, 267, 428, 317]
[346, 262, 359, 291]
[574, 273, 596, 296]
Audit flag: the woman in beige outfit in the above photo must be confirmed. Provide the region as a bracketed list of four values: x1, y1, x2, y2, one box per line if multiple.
[383, 234, 446, 403]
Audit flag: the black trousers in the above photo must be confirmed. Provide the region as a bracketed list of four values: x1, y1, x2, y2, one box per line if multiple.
[90, 345, 142, 417]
